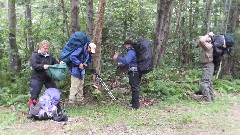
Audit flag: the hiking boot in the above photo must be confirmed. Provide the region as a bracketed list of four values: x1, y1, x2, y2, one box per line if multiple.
[31, 102, 42, 115]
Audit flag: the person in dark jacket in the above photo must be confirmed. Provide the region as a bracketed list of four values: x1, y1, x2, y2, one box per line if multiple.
[112, 39, 141, 109]
[28, 40, 58, 107]
[68, 42, 96, 104]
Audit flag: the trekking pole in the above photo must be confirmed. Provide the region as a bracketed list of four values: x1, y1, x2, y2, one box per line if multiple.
[95, 74, 116, 101]
[91, 69, 116, 101]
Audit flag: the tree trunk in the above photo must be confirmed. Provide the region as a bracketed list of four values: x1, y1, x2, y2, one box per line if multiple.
[173, 0, 184, 36]
[92, 0, 106, 73]
[86, 0, 94, 38]
[69, 0, 80, 36]
[205, 0, 212, 33]
[8, 0, 21, 73]
[60, 0, 70, 38]
[153, 0, 173, 67]
[25, 0, 34, 53]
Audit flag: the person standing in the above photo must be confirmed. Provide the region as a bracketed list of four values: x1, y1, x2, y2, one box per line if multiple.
[197, 32, 215, 103]
[113, 39, 141, 109]
[68, 42, 96, 104]
[29, 40, 58, 107]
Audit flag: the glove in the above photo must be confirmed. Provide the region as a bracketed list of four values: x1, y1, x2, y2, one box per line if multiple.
[43, 65, 49, 69]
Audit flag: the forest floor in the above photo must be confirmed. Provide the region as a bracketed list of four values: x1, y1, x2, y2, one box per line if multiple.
[0, 93, 240, 135]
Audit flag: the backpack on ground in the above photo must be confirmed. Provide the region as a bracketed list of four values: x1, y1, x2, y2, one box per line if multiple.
[46, 63, 68, 81]
[29, 88, 68, 122]
[132, 38, 154, 74]
[61, 31, 90, 65]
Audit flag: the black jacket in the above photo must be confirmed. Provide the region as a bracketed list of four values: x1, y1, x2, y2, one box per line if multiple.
[30, 51, 58, 81]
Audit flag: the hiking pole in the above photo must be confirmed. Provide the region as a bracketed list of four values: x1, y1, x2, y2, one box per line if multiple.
[91, 69, 116, 101]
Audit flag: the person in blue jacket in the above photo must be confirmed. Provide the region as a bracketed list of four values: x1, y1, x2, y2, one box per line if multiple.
[68, 42, 96, 104]
[113, 39, 141, 109]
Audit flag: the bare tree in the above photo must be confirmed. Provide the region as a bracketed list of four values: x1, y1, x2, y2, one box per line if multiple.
[8, 0, 21, 73]
[92, 0, 106, 73]
[25, 0, 34, 53]
[86, 0, 94, 38]
[69, 0, 80, 36]
[153, 0, 173, 66]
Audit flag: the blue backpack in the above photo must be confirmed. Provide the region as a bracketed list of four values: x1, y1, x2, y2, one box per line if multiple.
[61, 32, 90, 65]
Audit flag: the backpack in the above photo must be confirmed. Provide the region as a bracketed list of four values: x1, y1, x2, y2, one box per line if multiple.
[223, 33, 235, 48]
[132, 38, 154, 74]
[61, 32, 90, 65]
[46, 63, 68, 81]
[212, 34, 234, 74]
[29, 88, 68, 121]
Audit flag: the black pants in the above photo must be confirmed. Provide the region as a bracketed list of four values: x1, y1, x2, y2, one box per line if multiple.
[128, 72, 141, 92]
[30, 79, 57, 100]
[128, 71, 141, 109]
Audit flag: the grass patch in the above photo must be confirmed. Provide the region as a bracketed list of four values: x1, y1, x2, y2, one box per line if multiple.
[0, 94, 240, 134]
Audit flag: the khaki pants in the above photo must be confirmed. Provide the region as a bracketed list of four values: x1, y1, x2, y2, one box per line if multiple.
[200, 62, 214, 102]
[69, 75, 84, 102]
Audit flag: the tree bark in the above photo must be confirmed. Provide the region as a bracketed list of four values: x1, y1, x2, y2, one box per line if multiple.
[60, 0, 70, 38]
[86, 0, 94, 38]
[8, 0, 21, 73]
[92, 0, 106, 73]
[153, 0, 173, 67]
[205, 0, 212, 33]
[25, 0, 34, 53]
[173, 0, 184, 36]
[69, 0, 80, 36]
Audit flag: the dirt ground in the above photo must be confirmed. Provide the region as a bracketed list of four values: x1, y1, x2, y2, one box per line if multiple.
[1, 94, 240, 135]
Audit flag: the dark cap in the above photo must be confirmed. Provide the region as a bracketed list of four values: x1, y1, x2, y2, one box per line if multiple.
[123, 39, 133, 45]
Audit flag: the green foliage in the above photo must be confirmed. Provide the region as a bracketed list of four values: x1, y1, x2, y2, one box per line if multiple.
[141, 67, 200, 100]
[214, 79, 240, 93]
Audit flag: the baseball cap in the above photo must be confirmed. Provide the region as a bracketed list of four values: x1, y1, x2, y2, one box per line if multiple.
[89, 43, 96, 54]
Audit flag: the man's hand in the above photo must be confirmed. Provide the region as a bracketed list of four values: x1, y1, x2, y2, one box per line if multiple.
[60, 61, 65, 64]
[79, 63, 84, 69]
[43, 65, 49, 69]
[112, 52, 119, 61]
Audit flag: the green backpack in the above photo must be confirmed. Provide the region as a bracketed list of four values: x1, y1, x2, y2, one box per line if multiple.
[46, 63, 68, 81]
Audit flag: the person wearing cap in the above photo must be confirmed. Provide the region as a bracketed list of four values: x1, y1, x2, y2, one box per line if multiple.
[68, 42, 96, 104]
[113, 39, 141, 109]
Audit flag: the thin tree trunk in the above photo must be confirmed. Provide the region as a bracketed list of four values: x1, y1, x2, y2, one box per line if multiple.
[173, 0, 184, 36]
[206, 0, 212, 33]
[8, 0, 21, 73]
[153, 0, 173, 66]
[92, 0, 106, 73]
[225, 0, 232, 32]
[25, 0, 34, 53]
[60, 0, 69, 38]
[221, 0, 228, 33]
[69, 0, 80, 36]
[86, 0, 94, 38]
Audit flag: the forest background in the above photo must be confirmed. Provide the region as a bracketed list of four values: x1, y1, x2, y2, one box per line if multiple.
[1, 0, 240, 106]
